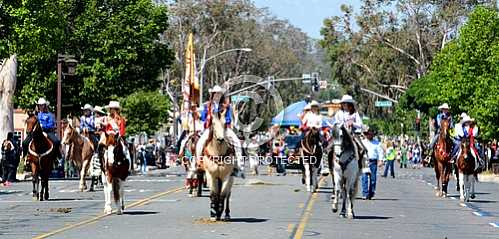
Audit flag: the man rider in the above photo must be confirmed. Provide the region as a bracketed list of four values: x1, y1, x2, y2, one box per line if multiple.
[36, 98, 62, 159]
[429, 103, 453, 152]
[80, 104, 98, 148]
[196, 85, 244, 178]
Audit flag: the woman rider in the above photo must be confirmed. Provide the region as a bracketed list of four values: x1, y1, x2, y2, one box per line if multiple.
[333, 95, 366, 156]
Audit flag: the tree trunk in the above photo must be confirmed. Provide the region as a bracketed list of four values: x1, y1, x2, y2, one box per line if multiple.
[0, 55, 17, 141]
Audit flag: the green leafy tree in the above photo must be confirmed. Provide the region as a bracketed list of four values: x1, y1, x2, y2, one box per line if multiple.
[121, 91, 170, 136]
[0, 0, 173, 112]
[402, 7, 499, 140]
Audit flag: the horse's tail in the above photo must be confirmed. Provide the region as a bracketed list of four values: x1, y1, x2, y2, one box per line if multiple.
[112, 178, 120, 202]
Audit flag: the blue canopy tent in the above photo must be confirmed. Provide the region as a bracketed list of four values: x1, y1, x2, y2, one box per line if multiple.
[271, 101, 307, 126]
[272, 101, 336, 127]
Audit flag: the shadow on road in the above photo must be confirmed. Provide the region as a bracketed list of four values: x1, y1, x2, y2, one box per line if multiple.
[469, 200, 497, 203]
[228, 218, 269, 223]
[123, 211, 159, 215]
[354, 215, 392, 220]
[48, 198, 93, 201]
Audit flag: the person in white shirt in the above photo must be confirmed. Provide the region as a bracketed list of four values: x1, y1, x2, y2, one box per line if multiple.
[333, 95, 366, 155]
[361, 128, 383, 200]
[302, 101, 322, 130]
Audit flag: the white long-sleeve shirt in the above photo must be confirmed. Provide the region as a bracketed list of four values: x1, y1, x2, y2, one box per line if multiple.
[334, 110, 363, 130]
[303, 112, 322, 129]
[362, 138, 384, 161]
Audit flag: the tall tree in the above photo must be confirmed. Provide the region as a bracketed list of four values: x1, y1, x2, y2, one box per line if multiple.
[0, 0, 173, 112]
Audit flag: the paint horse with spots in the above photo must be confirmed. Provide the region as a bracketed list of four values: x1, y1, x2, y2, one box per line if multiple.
[197, 111, 235, 221]
[300, 127, 322, 192]
[100, 133, 129, 215]
[457, 137, 477, 202]
[433, 118, 453, 198]
[62, 117, 95, 191]
[329, 125, 362, 219]
[25, 114, 57, 201]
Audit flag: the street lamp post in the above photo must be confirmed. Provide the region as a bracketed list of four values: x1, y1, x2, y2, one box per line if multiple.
[56, 54, 77, 137]
[198, 48, 252, 104]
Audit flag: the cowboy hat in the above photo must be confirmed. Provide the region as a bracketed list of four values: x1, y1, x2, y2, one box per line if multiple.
[209, 85, 225, 93]
[438, 103, 450, 110]
[461, 115, 474, 124]
[37, 98, 49, 105]
[460, 112, 468, 118]
[94, 106, 106, 115]
[310, 101, 320, 107]
[81, 104, 93, 111]
[304, 104, 312, 110]
[105, 101, 121, 109]
[340, 95, 355, 104]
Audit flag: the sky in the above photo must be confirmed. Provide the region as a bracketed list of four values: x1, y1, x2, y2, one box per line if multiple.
[253, 0, 362, 39]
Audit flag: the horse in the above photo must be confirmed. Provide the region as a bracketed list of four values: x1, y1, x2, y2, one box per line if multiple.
[300, 127, 322, 192]
[62, 117, 95, 191]
[198, 111, 234, 221]
[433, 118, 453, 198]
[329, 125, 362, 219]
[457, 137, 477, 202]
[25, 114, 57, 201]
[100, 133, 129, 215]
[180, 133, 204, 197]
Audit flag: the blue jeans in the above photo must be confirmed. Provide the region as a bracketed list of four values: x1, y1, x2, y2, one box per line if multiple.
[362, 160, 378, 198]
[383, 160, 395, 177]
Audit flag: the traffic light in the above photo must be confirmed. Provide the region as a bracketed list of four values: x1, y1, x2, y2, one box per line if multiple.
[311, 72, 319, 92]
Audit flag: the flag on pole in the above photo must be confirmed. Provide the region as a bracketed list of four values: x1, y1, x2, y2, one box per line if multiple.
[182, 33, 199, 130]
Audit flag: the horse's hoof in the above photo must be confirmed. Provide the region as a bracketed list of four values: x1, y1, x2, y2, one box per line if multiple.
[470, 194, 476, 199]
[223, 215, 231, 221]
[347, 213, 355, 219]
[460, 197, 465, 202]
[104, 207, 112, 215]
[332, 207, 338, 213]
[442, 193, 447, 198]
[339, 212, 346, 218]
[116, 209, 123, 215]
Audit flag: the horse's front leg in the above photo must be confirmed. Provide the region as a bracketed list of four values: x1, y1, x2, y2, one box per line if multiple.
[346, 179, 357, 219]
[459, 172, 465, 202]
[32, 174, 39, 200]
[470, 175, 476, 199]
[340, 184, 347, 218]
[116, 179, 124, 215]
[102, 174, 112, 215]
[80, 160, 89, 192]
[304, 163, 311, 192]
[42, 171, 50, 201]
[224, 192, 231, 221]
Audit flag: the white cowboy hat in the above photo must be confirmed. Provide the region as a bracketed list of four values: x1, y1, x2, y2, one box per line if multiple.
[105, 101, 121, 109]
[340, 95, 355, 104]
[209, 85, 225, 93]
[81, 104, 93, 111]
[94, 106, 106, 114]
[310, 101, 320, 107]
[460, 112, 468, 118]
[303, 104, 312, 110]
[461, 115, 474, 124]
[438, 103, 450, 110]
[37, 97, 49, 105]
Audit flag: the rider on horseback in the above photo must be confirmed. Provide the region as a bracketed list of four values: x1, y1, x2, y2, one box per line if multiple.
[333, 95, 366, 156]
[178, 103, 203, 157]
[101, 101, 131, 169]
[301, 101, 322, 131]
[453, 115, 483, 170]
[429, 103, 454, 152]
[196, 85, 245, 178]
[80, 104, 98, 148]
[23, 98, 62, 160]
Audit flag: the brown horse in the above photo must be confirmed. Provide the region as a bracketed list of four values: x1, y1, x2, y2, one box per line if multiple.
[434, 118, 453, 197]
[101, 133, 129, 215]
[198, 112, 234, 221]
[300, 127, 322, 192]
[457, 137, 476, 202]
[180, 134, 204, 197]
[62, 118, 94, 191]
[25, 114, 57, 201]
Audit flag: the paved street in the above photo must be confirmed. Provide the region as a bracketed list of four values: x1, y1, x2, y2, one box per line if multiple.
[0, 166, 498, 239]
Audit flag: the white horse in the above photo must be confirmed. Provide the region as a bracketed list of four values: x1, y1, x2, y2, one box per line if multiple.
[330, 125, 362, 219]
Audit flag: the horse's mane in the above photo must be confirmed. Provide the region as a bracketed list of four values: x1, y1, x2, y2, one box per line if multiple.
[340, 126, 355, 151]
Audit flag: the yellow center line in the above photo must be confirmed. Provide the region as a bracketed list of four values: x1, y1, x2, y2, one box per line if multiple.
[33, 186, 184, 239]
[292, 177, 326, 239]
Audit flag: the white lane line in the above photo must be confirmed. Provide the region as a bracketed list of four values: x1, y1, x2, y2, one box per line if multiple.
[489, 222, 499, 228]
[473, 211, 484, 217]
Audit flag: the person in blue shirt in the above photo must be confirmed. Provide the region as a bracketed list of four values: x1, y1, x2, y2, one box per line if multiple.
[361, 128, 384, 200]
[429, 103, 454, 152]
[36, 98, 62, 159]
[196, 85, 244, 178]
[79, 104, 97, 148]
